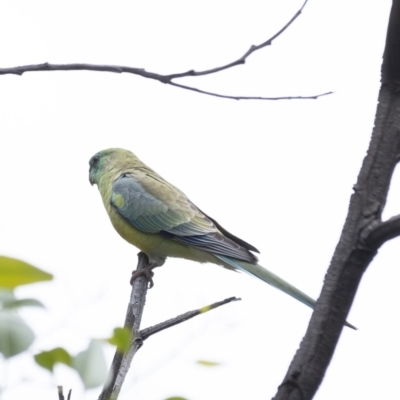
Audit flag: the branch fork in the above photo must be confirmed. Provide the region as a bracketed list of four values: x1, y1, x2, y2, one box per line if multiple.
[98, 252, 240, 400]
[0, 1, 332, 102]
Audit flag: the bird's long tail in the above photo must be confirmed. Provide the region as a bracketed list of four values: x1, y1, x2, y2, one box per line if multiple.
[216, 255, 356, 330]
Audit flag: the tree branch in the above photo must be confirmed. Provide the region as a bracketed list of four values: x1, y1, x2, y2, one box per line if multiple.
[57, 386, 71, 400]
[140, 296, 241, 341]
[0, 0, 331, 101]
[169, 81, 332, 101]
[365, 214, 400, 248]
[99, 254, 240, 400]
[163, 0, 308, 79]
[98, 252, 150, 400]
[273, 2, 400, 399]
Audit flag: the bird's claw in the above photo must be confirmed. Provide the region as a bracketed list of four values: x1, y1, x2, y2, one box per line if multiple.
[130, 266, 156, 288]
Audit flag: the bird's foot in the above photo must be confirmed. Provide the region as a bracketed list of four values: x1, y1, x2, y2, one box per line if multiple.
[131, 252, 164, 288]
[130, 264, 159, 288]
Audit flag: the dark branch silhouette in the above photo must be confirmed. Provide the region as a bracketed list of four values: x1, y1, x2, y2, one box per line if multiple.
[273, 2, 400, 399]
[366, 214, 400, 248]
[57, 386, 71, 400]
[0, 0, 332, 101]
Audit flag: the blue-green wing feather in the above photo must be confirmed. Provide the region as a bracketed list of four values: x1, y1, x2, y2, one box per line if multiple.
[111, 175, 257, 263]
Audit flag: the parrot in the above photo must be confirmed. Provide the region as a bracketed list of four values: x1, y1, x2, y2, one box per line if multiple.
[89, 147, 355, 328]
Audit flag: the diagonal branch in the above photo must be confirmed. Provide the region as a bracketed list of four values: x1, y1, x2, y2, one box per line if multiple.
[140, 296, 241, 341]
[163, 0, 309, 79]
[0, 0, 332, 101]
[169, 81, 332, 101]
[273, 2, 400, 399]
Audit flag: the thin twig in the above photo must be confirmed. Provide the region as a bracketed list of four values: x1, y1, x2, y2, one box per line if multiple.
[140, 296, 241, 341]
[0, 1, 331, 101]
[57, 387, 71, 400]
[169, 81, 332, 101]
[57, 386, 64, 400]
[164, 0, 309, 79]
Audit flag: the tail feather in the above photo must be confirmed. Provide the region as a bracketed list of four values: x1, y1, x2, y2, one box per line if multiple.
[216, 255, 356, 330]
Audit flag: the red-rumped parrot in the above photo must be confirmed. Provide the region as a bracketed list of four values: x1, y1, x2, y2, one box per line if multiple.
[89, 148, 325, 315]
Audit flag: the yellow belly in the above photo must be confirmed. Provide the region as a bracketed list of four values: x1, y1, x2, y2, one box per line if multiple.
[106, 203, 222, 267]
[99, 179, 227, 268]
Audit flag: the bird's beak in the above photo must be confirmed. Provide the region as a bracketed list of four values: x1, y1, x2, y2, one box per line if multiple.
[89, 169, 94, 185]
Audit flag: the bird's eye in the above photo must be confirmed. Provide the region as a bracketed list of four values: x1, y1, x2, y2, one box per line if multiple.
[92, 155, 100, 165]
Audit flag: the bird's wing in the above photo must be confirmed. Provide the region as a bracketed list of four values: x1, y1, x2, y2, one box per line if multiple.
[111, 173, 257, 262]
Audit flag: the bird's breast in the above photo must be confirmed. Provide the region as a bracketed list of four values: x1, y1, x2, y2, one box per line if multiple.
[98, 177, 224, 266]
[105, 202, 162, 252]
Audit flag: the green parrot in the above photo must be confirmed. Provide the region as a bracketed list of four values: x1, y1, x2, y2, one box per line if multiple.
[89, 148, 353, 326]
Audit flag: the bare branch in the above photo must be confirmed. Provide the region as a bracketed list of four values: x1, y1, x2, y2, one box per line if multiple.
[169, 81, 332, 101]
[99, 256, 240, 400]
[163, 0, 309, 79]
[0, 1, 331, 101]
[57, 386, 64, 400]
[57, 387, 71, 400]
[273, 1, 400, 399]
[140, 296, 241, 341]
[0, 63, 148, 77]
[99, 252, 150, 400]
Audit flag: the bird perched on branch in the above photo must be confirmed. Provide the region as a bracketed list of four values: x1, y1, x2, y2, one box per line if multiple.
[88, 148, 338, 320]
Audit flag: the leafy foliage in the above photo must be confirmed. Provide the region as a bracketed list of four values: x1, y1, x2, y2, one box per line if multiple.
[0, 310, 34, 358]
[73, 340, 108, 389]
[196, 360, 220, 367]
[35, 347, 72, 371]
[0, 256, 52, 358]
[0, 256, 109, 390]
[0, 256, 53, 288]
[107, 327, 131, 353]
[164, 397, 189, 400]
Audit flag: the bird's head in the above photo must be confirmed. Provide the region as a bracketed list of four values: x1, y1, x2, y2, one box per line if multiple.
[89, 150, 105, 186]
[89, 148, 142, 186]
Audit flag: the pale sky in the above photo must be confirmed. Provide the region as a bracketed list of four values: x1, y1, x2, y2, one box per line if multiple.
[0, 1, 397, 399]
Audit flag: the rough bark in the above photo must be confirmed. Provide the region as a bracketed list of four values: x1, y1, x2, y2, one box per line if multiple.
[273, 2, 400, 399]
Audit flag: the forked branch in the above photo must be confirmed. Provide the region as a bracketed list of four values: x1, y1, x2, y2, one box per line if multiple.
[99, 252, 240, 400]
[273, 2, 400, 399]
[0, 1, 331, 101]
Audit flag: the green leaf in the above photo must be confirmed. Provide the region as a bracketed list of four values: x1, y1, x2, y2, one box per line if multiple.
[0, 310, 35, 358]
[164, 397, 189, 400]
[0, 256, 53, 288]
[35, 347, 72, 372]
[73, 340, 107, 389]
[2, 298, 45, 310]
[107, 327, 131, 352]
[196, 360, 220, 367]
[0, 288, 16, 305]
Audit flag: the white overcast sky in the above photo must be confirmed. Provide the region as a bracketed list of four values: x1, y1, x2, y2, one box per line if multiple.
[0, 1, 397, 399]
